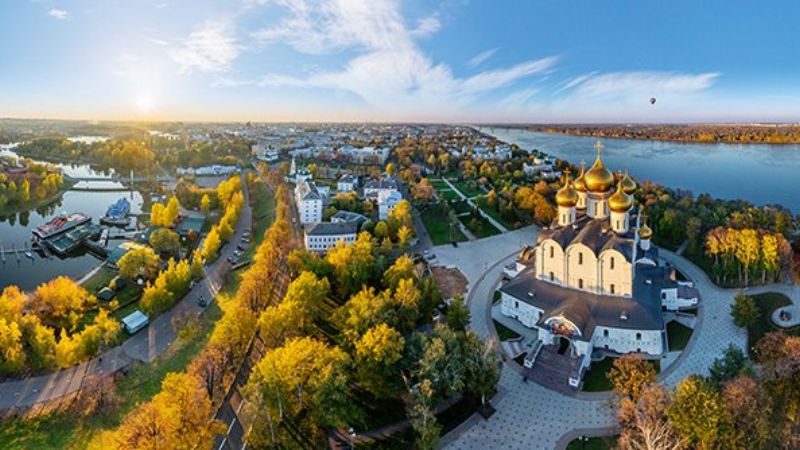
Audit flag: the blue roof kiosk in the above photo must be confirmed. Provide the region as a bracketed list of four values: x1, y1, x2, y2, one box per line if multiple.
[122, 310, 149, 335]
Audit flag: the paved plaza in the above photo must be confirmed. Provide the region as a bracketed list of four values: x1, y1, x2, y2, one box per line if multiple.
[434, 225, 794, 450]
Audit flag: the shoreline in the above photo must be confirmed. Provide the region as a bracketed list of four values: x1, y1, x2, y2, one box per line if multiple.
[0, 178, 76, 218]
[478, 125, 800, 146]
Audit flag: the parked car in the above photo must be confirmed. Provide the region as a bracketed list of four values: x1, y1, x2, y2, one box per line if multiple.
[198, 296, 208, 307]
[425, 254, 436, 261]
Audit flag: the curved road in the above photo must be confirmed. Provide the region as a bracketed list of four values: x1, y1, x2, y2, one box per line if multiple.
[437, 227, 792, 449]
[0, 173, 252, 412]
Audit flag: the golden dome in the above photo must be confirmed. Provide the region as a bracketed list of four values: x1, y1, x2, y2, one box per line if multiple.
[638, 209, 653, 240]
[619, 170, 637, 195]
[573, 164, 587, 192]
[584, 142, 614, 192]
[608, 182, 633, 213]
[555, 172, 579, 207]
[638, 222, 653, 240]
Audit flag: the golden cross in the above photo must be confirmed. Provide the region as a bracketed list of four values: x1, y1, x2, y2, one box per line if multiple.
[594, 141, 603, 156]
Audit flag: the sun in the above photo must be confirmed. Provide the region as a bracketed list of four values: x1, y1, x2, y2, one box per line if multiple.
[135, 94, 155, 112]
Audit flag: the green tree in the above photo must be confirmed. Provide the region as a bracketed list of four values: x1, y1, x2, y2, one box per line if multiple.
[709, 344, 753, 386]
[150, 228, 180, 256]
[407, 379, 441, 450]
[446, 295, 471, 332]
[730, 293, 759, 328]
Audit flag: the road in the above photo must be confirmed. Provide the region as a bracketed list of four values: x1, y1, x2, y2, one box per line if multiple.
[0, 173, 252, 412]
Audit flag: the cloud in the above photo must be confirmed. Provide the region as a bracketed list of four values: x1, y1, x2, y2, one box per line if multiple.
[253, 0, 555, 111]
[148, 38, 168, 46]
[169, 18, 239, 73]
[497, 87, 539, 109]
[212, 77, 254, 87]
[48, 8, 69, 20]
[467, 48, 498, 67]
[559, 71, 719, 97]
[410, 15, 440, 38]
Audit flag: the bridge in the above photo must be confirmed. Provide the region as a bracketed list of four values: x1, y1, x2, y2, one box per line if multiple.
[66, 175, 174, 183]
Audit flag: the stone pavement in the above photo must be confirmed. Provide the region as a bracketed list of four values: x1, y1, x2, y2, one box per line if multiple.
[436, 228, 795, 449]
[0, 174, 253, 412]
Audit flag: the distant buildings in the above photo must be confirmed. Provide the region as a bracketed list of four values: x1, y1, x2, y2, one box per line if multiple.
[176, 165, 239, 176]
[337, 173, 358, 192]
[377, 189, 402, 220]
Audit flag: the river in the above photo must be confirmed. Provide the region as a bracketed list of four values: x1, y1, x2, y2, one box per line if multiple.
[0, 145, 144, 291]
[478, 127, 800, 213]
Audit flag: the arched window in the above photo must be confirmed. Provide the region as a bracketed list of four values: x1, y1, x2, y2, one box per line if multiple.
[578, 279, 584, 289]
[603, 329, 609, 337]
[610, 257, 615, 270]
[578, 252, 583, 265]
[636, 332, 642, 340]
[550, 246, 554, 258]
[610, 284, 615, 294]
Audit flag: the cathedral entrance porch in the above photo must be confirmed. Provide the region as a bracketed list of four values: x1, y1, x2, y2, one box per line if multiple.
[524, 343, 586, 396]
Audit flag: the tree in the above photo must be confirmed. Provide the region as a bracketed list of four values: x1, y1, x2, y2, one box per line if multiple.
[115, 372, 222, 450]
[720, 376, 772, 450]
[28, 276, 96, 331]
[246, 337, 353, 441]
[19, 179, 30, 203]
[730, 293, 759, 328]
[374, 221, 389, 240]
[666, 375, 729, 450]
[0, 318, 25, 374]
[397, 225, 412, 250]
[200, 193, 211, 215]
[446, 295, 471, 332]
[190, 249, 204, 280]
[411, 178, 435, 202]
[355, 323, 405, 395]
[389, 200, 413, 233]
[150, 228, 180, 256]
[465, 337, 501, 409]
[150, 202, 165, 227]
[201, 227, 222, 261]
[118, 247, 160, 282]
[407, 379, 441, 450]
[708, 344, 753, 386]
[383, 255, 415, 290]
[210, 295, 257, 364]
[393, 278, 421, 332]
[617, 384, 686, 450]
[385, 162, 395, 175]
[608, 354, 657, 401]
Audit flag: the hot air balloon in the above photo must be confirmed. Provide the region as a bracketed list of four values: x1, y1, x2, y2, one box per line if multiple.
[649, 97, 656, 105]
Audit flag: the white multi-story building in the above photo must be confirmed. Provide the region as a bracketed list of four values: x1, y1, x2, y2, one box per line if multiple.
[304, 221, 358, 253]
[295, 180, 323, 224]
[499, 144, 700, 387]
[337, 173, 358, 192]
[377, 189, 402, 221]
[363, 174, 399, 198]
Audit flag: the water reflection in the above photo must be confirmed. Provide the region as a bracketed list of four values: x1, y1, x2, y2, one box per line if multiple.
[479, 127, 800, 212]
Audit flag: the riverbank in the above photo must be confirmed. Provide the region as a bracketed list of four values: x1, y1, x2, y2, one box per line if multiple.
[0, 178, 75, 218]
[492, 124, 800, 145]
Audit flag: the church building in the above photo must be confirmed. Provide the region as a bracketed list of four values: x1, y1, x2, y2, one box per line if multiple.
[499, 143, 700, 387]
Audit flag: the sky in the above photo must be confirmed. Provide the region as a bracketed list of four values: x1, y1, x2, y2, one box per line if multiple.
[1, 0, 799, 123]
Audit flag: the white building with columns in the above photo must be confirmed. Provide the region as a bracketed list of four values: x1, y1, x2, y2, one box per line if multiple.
[500, 143, 700, 387]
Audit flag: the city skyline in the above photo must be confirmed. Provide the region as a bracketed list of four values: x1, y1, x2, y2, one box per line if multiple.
[2, 0, 799, 123]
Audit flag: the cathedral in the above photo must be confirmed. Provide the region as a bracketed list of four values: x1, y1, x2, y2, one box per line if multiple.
[499, 143, 700, 387]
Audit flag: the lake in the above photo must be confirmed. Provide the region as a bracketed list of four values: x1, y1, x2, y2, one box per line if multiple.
[0, 147, 144, 291]
[478, 127, 800, 213]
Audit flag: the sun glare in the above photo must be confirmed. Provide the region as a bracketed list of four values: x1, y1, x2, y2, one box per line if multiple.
[135, 94, 155, 112]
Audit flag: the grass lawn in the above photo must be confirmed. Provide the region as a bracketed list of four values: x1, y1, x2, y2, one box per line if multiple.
[449, 179, 484, 198]
[667, 321, 693, 351]
[458, 214, 501, 239]
[493, 320, 521, 341]
[566, 436, 618, 450]
[474, 198, 521, 230]
[437, 189, 461, 201]
[582, 358, 660, 392]
[429, 179, 450, 191]
[747, 292, 798, 352]
[81, 266, 117, 293]
[449, 199, 472, 215]
[0, 302, 222, 450]
[419, 207, 467, 245]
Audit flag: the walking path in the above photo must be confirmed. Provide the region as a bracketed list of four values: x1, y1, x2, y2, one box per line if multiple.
[0, 174, 252, 412]
[440, 178, 509, 233]
[437, 227, 796, 449]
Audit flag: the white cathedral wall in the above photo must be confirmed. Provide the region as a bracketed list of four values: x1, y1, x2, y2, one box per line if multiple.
[536, 239, 566, 284]
[500, 292, 542, 328]
[567, 243, 599, 293]
[599, 249, 632, 296]
[591, 327, 663, 355]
